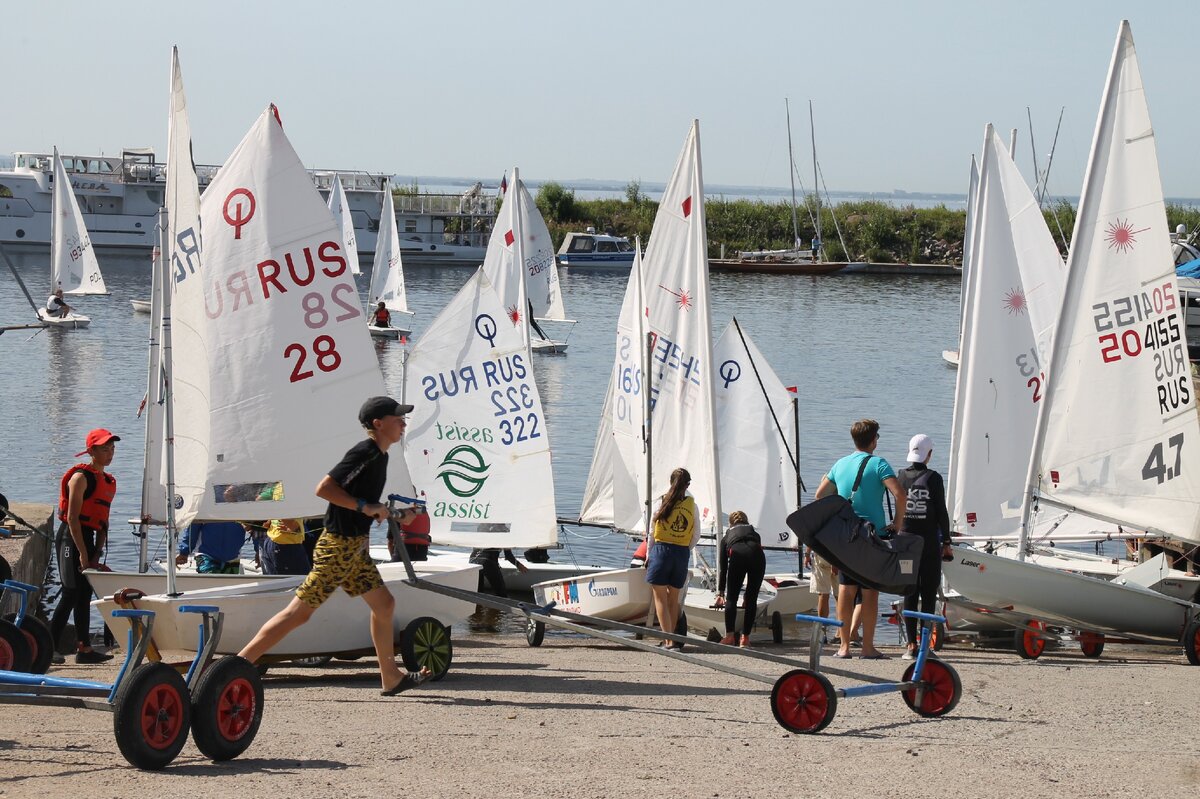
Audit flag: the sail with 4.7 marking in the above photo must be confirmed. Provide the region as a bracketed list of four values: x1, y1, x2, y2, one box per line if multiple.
[327, 174, 361, 276]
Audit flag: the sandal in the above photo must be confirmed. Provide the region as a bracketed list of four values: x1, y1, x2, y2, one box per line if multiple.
[381, 669, 430, 696]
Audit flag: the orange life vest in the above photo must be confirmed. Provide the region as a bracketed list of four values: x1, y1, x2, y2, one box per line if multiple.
[401, 512, 431, 546]
[57, 463, 116, 534]
[373, 308, 391, 327]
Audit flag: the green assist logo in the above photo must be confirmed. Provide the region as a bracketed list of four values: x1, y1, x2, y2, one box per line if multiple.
[436, 444, 490, 498]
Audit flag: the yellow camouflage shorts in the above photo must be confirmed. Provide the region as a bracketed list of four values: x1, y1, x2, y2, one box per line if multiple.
[295, 532, 384, 608]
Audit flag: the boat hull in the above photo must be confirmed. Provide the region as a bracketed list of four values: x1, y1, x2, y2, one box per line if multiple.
[92, 561, 480, 656]
[532, 567, 690, 624]
[365, 545, 607, 594]
[943, 546, 1197, 642]
[35, 309, 90, 328]
[130, 299, 151, 314]
[708, 259, 849, 275]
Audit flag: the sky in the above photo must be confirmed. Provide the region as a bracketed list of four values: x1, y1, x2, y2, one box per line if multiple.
[3, 1, 1198, 199]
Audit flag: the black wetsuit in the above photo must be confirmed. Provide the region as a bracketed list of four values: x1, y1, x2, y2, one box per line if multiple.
[470, 548, 520, 597]
[896, 463, 950, 645]
[718, 524, 766, 637]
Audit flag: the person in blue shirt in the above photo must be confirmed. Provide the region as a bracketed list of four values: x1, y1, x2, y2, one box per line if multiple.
[813, 419, 905, 660]
[176, 520, 249, 574]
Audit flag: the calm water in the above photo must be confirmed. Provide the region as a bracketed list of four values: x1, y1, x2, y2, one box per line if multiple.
[0, 251, 961, 581]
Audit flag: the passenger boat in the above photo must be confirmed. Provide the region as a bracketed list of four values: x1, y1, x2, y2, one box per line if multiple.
[556, 230, 635, 268]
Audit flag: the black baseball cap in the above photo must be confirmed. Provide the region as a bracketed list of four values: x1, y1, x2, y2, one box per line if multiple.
[358, 396, 414, 427]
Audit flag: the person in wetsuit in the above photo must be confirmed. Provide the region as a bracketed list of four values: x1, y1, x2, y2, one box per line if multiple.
[895, 433, 952, 659]
[713, 510, 766, 647]
[469, 547, 528, 597]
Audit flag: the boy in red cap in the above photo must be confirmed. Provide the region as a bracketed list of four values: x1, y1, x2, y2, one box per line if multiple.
[51, 428, 120, 664]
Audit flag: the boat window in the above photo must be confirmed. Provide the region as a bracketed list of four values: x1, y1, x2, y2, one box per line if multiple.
[0, 183, 12, 198]
[617, 240, 632, 252]
[568, 236, 594, 253]
[146, 189, 162, 206]
[596, 240, 618, 253]
[404, 219, 418, 233]
[213, 481, 285, 503]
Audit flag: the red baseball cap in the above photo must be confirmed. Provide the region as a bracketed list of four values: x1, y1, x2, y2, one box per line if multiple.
[76, 428, 121, 457]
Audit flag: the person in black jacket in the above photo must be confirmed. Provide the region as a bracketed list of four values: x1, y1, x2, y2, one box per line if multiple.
[896, 434, 953, 659]
[713, 510, 766, 647]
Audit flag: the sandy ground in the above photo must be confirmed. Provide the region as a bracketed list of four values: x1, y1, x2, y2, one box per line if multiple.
[1, 630, 1197, 798]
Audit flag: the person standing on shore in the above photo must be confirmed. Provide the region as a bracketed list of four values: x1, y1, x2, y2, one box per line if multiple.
[895, 434, 952, 659]
[813, 419, 905, 659]
[51, 428, 119, 664]
[646, 467, 695, 649]
[237, 396, 429, 695]
[714, 510, 766, 647]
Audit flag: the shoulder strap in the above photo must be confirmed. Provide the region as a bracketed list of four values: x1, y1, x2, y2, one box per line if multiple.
[849, 455, 873, 497]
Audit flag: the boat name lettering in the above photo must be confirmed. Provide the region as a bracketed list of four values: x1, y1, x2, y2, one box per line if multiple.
[432, 499, 492, 519]
[434, 422, 495, 444]
[498, 413, 541, 447]
[70, 181, 110, 193]
[587, 580, 619, 598]
[490, 384, 534, 418]
[959, 559, 982, 569]
[421, 353, 528, 402]
[258, 241, 347, 296]
[1014, 347, 1045, 403]
[1093, 283, 1177, 365]
[526, 249, 554, 277]
[647, 332, 703, 412]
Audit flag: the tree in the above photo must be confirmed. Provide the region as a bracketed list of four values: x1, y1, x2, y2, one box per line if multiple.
[535, 182, 577, 224]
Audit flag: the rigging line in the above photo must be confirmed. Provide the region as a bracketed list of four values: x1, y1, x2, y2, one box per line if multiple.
[729, 318, 803, 493]
[815, 161, 851, 261]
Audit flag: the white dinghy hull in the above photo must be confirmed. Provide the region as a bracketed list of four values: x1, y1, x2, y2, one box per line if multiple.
[533, 567, 691, 624]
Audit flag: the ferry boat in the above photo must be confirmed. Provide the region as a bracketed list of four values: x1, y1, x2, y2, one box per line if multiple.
[556, 228, 635, 268]
[0, 150, 496, 266]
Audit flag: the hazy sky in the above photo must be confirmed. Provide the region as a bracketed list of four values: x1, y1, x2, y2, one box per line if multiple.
[4, 1, 1197, 198]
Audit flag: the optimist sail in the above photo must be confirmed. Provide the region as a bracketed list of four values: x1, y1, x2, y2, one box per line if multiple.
[170, 106, 403, 526]
[1025, 21, 1200, 545]
[327, 174, 361, 276]
[51, 148, 107, 295]
[368, 182, 409, 314]
[712, 318, 798, 546]
[403, 268, 557, 548]
[949, 125, 1067, 536]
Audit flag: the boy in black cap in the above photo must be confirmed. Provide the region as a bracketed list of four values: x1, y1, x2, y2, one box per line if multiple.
[238, 396, 428, 695]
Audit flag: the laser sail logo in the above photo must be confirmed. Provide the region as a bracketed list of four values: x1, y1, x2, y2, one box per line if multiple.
[436, 444, 491, 498]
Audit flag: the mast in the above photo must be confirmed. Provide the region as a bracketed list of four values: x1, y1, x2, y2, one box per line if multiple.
[158, 207, 180, 596]
[511, 166, 533, 362]
[785, 98, 801, 251]
[137, 239, 163, 571]
[809, 101, 821, 260]
[50, 147, 59, 292]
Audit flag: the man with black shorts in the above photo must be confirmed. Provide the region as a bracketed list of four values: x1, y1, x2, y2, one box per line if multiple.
[238, 396, 429, 695]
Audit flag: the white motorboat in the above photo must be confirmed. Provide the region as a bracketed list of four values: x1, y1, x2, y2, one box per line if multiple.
[556, 230, 635, 269]
[532, 567, 691, 624]
[93, 560, 479, 656]
[130, 299, 151, 314]
[365, 545, 607, 594]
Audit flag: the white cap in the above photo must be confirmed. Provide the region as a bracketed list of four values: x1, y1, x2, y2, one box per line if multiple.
[907, 434, 933, 463]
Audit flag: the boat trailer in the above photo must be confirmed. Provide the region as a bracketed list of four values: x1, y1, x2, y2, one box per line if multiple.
[0, 579, 263, 769]
[385, 500, 963, 733]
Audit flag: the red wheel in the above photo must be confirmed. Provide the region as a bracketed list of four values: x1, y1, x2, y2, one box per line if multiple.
[1079, 632, 1104, 659]
[1183, 618, 1200, 666]
[113, 663, 191, 769]
[0, 618, 32, 672]
[902, 659, 962, 717]
[3, 614, 53, 674]
[770, 668, 837, 733]
[1015, 619, 1046, 659]
[191, 656, 263, 761]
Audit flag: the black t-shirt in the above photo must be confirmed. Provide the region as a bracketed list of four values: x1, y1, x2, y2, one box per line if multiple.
[323, 438, 389, 538]
[896, 464, 950, 545]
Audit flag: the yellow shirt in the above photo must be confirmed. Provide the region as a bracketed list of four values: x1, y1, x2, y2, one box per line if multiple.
[652, 495, 696, 547]
[266, 518, 304, 545]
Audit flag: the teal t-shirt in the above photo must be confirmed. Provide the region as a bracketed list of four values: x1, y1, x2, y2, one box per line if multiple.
[826, 451, 895, 531]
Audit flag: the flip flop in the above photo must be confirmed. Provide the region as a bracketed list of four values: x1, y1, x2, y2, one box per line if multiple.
[860, 652, 891, 660]
[381, 670, 430, 696]
[832, 651, 853, 659]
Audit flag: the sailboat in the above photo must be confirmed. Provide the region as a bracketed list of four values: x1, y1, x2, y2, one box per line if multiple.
[542, 121, 719, 624]
[327, 173, 362, 277]
[943, 22, 1200, 662]
[33, 147, 108, 328]
[94, 93, 477, 656]
[485, 170, 575, 354]
[366, 180, 414, 338]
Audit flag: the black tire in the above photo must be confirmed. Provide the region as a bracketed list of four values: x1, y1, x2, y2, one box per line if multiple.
[1183, 618, 1200, 666]
[400, 616, 453, 681]
[1080, 633, 1105, 659]
[0, 555, 11, 584]
[3, 613, 53, 674]
[255, 663, 270, 677]
[1015, 619, 1046, 659]
[672, 611, 687, 651]
[771, 611, 784, 644]
[190, 656, 263, 761]
[930, 621, 945, 652]
[771, 669, 837, 733]
[112, 662, 191, 770]
[525, 618, 546, 648]
[0, 618, 32, 672]
[291, 655, 333, 667]
[902, 659, 963, 718]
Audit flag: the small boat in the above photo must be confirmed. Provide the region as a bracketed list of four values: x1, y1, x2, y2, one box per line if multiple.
[130, 299, 151, 314]
[556, 230, 635, 268]
[941, 349, 959, 367]
[365, 545, 608, 594]
[366, 179, 414, 338]
[533, 568, 692, 624]
[708, 257, 849, 275]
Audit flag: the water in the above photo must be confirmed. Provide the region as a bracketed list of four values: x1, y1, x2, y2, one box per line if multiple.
[1, 251, 961, 590]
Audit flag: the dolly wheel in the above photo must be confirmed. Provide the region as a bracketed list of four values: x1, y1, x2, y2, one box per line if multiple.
[929, 621, 945, 652]
[771, 668, 837, 733]
[526, 618, 546, 648]
[902, 659, 962, 717]
[1015, 619, 1046, 659]
[1079, 632, 1105, 659]
[113, 662, 191, 770]
[0, 618, 32, 673]
[191, 656, 263, 761]
[771, 611, 784, 644]
[3, 613, 51, 674]
[400, 616, 452, 681]
[1183, 619, 1200, 666]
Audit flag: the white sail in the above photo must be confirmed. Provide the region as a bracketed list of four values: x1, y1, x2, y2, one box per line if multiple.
[327, 174, 361, 276]
[1027, 21, 1200, 545]
[713, 319, 799, 546]
[641, 121, 720, 542]
[609, 242, 649, 532]
[577, 370, 616, 526]
[50, 148, 106, 295]
[140, 240, 167, 526]
[949, 125, 1067, 535]
[480, 167, 530, 349]
[368, 182, 409, 314]
[514, 178, 567, 321]
[403, 268, 557, 548]
[171, 106, 399, 526]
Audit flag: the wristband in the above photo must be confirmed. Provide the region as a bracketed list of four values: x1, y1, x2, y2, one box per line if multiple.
[355, 498, 366, 514]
